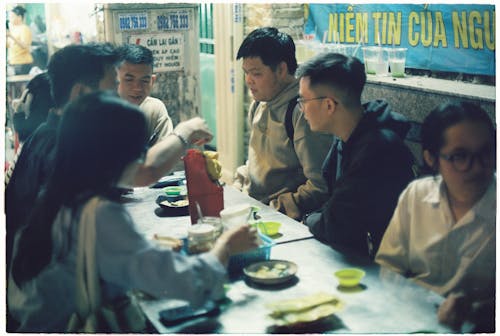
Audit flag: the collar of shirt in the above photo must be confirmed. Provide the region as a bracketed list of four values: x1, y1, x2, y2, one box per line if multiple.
[422, 175, 443, 205]
[265, 78, 299, 111]
[422, 174, 496, 228]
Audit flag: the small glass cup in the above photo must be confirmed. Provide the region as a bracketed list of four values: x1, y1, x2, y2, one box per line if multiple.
[187, 224, 215, 254]
[220, 204, 253, 230]
[199, 216, 223, 239]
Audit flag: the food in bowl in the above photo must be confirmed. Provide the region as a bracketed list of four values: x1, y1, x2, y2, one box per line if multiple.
[161, 199, 189, 207]
[243, 260, 297, 285]
[247, 262, 289, 279]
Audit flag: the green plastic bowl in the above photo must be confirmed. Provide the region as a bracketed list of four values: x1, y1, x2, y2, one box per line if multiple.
[163, 186, 187, 202]
[334, 268, 366, 287]
[257, 221, 281, 236]
[164, 186, 183, 196]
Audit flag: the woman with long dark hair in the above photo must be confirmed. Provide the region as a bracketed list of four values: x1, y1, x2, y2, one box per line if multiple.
[9, 91, 258, 332]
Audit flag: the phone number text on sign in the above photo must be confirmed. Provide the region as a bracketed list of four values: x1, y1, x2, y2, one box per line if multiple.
[157, 11, 190, 30]
[118, 13, 148, 31]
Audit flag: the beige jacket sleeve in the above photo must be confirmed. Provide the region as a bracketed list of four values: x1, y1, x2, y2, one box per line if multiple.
[269, 107, 332, 220]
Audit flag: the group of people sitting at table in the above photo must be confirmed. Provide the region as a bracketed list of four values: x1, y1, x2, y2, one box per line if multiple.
[234, 27, 494, 332]
[5, 27, 494, 333]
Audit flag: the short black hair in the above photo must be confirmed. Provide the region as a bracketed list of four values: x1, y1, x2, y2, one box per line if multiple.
[47, 43, 119, 108]
[237, 27, 297, 75]
[14, 72, 54, 142]
[421, 101, 495, 160]
[117, 44, 154, 67]
[295, 52, 366, 105]
[12, 5, 27, 18]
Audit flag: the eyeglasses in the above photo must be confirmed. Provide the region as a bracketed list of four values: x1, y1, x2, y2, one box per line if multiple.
[296, 96, 327, 110]
[297, 96, 339, 110]
[439, 145, 495, 172]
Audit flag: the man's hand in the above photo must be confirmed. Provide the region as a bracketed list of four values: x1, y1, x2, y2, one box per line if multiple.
[232, 164, 248, 191]
[133, 117, 212, 187]
[174, 117, 213, 146]
[211, 224, 259, 266]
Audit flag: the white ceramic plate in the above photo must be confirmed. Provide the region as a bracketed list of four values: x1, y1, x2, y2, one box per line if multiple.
[244, 260, 297, 285]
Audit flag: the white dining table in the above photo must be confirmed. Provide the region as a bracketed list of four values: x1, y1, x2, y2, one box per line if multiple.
[123, 177, 452, 334]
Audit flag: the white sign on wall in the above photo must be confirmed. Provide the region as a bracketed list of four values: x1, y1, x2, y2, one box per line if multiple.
[118, 12, 148, 31]
[129, 33, 184, 72]
[156, 10, 191, 30]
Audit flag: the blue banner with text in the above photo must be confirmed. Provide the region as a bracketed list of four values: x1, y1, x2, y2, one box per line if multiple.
[305, 4, 495, 75]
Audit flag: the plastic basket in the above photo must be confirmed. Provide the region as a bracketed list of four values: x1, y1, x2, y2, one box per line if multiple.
[227, 233, 274, 276]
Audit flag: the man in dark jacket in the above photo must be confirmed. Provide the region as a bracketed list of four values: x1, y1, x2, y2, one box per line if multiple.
[295, 52, 415, 259]
[5, 43, 120, 275]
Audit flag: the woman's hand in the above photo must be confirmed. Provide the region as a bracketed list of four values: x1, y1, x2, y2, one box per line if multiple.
[437, 292, 471, 331]
[211, 224, 259, 266]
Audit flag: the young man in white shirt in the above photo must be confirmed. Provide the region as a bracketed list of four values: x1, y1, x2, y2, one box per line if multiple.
[117, 44, 173, 146]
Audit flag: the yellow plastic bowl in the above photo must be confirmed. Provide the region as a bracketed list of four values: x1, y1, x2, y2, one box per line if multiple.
[258, 221, 281, 236]
[334, 268, 366, 287]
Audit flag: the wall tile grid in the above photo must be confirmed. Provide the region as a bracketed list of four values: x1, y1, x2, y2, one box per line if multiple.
[362, 82, 495, 165]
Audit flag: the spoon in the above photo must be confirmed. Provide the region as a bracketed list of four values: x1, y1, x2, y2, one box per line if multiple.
[247, 207, 268, 236]
[195, 201, 204, 223]
[245, 207, 254, 225]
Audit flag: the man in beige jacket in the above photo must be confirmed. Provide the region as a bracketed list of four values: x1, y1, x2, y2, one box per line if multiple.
[234, 27, 332, 221]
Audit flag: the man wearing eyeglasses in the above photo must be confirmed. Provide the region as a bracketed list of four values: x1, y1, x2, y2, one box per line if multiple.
[296, 52, 415, 259]
[234, 27, 332, 221]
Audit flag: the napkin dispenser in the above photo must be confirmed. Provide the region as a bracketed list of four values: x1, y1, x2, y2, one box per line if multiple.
[183, 149, 224, 224]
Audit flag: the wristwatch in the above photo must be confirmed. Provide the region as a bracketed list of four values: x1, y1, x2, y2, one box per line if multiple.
[172, 131, 188, 147]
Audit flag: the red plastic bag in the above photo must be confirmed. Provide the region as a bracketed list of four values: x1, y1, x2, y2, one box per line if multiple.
[183, 149, 224, 224]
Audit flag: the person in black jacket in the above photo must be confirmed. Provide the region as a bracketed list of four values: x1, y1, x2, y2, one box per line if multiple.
[295, 52, 415, 259]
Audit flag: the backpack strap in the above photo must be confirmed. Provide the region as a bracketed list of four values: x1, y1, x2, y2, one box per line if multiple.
[285, 95, 299, 146]
[248, 101, 260, 124]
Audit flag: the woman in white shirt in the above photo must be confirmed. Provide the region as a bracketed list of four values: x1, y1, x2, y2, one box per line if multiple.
[375, 101, 495, 332]
[9, 91, 259, 332]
